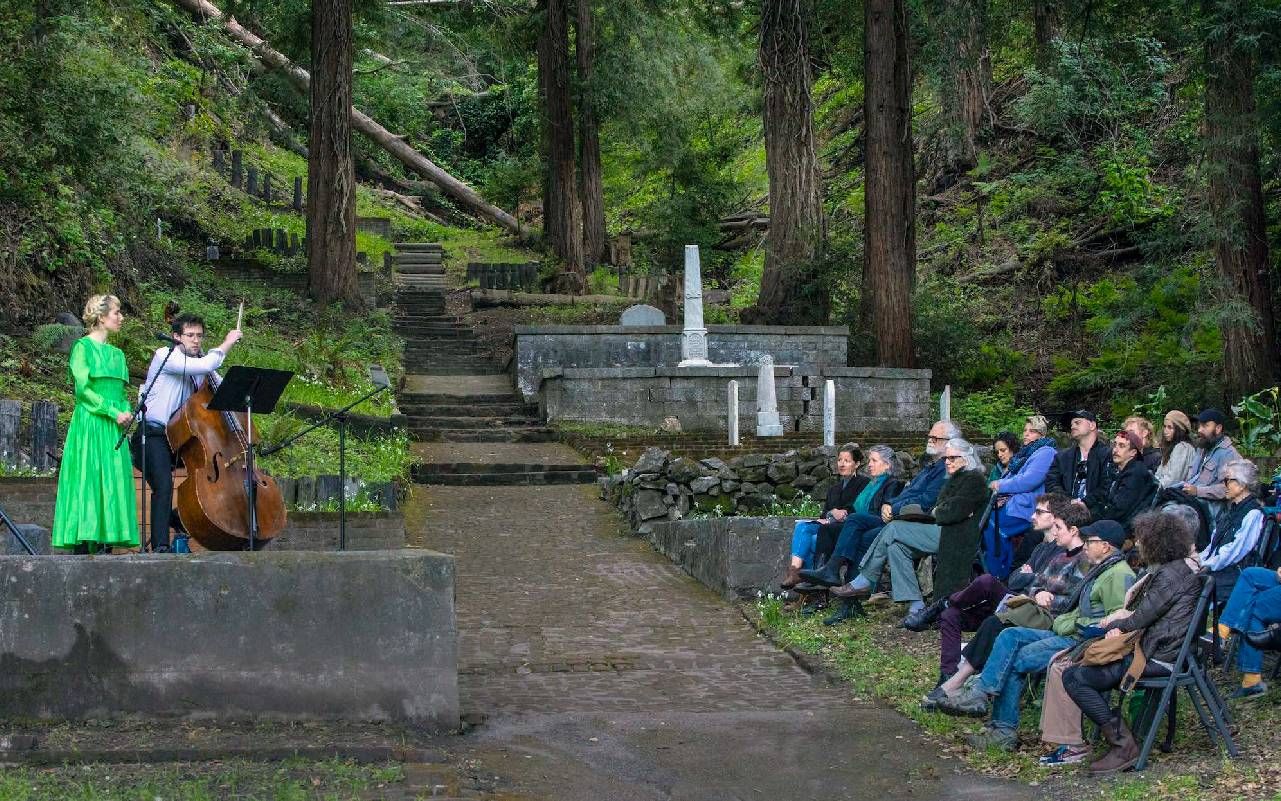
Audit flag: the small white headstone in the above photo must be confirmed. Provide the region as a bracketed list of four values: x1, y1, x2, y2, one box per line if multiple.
[940, 384, 952, 422]
[756, 357, 783, 437]
[620, 304, 666, 326]
[679, 245, 712, 367]
[823, 380, 836, 447]
[728, 381, 740, 446]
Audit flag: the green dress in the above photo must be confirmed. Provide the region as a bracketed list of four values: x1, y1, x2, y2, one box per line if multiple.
[51, 336, 139, 550]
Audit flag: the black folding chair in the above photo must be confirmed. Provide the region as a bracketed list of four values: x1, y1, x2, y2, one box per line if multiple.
[1126, 572, 1238, 771]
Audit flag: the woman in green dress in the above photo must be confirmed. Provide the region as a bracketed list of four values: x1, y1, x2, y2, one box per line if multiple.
[51, 294, 139, 553]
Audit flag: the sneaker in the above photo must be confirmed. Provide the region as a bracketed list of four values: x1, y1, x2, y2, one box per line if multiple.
[938, 683, 991, 717]
[921, 685, 949, 711]
[966, 724, 1018, 751]
[1230, 682, 1268, 701]
[1039, 744, 1091, 767]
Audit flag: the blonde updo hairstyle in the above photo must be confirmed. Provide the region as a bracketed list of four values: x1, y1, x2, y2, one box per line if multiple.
[82, 294, 121, 329]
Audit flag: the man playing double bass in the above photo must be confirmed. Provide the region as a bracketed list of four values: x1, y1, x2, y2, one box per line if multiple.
[132, 312, 241, 552]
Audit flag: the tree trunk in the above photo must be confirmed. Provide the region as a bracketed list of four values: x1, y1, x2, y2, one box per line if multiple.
[863, 0, 916, 367]
[1204, 0, 1278, 397]
[746, 0, 827, 325]
[929, 0, 989, 172]
[307, 0, 360, 307]
[537, 0, 585, 293]
[169, 0, 525, 237]
[1032, 0, 1058, 69]
[576, 0, 607, 268]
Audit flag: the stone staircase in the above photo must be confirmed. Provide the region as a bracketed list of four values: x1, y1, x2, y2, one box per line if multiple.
[392, 249, 596, 484]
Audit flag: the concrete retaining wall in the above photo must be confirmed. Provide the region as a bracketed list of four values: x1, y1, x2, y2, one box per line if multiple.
[647, 517, 795, 600]
[0, 550, 458, 728]
[542, 365, 931, 433]
[513, 324, 850, 401]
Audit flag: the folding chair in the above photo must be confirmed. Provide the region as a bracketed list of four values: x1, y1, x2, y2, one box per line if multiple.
[1126, 572, 1239, 771]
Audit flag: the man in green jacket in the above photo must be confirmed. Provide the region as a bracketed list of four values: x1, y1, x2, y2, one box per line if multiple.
[938, 519, 1136, 751]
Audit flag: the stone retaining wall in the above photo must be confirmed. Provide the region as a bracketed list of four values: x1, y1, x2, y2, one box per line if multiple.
[513, 324, 851, 402]
[544, 364, 931, 433]
[647, 517, 794, 600]
[0, 551, 458, 728]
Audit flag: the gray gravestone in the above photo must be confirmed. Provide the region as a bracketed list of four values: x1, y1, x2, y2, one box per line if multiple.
[246, 166, 258, 197]
[231, 150, 243, 188]
[293, 177, 303, 210]
[261, 173, 272, 203]
[54, 312, 84, 353]
[619, 304, 666, 327]
[30, 401, 57, 471]
[0, 400, 19, 468]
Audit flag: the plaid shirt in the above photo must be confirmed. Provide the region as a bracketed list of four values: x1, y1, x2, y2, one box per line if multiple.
[1030, 546, 1086, 615]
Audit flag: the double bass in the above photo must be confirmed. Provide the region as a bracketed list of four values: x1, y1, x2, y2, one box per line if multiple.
[166, 328, 286, 550]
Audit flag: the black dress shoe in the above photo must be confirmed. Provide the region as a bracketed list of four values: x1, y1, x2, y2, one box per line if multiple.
[798, 560, 844, 587]
[823, 598, 865, 626]
[903, 598, 949, 632]
[1245, 624, 1281, 651]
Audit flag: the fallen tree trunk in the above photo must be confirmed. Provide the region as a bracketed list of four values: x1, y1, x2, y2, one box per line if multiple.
[171, 0, 525, 237]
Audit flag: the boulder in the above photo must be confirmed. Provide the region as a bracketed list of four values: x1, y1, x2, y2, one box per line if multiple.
[766, 460, 798, 483]
[634, 447, 670, 475]
[738, 465, 769, 483]
[792, 474, 818, 491]
[689, 476, 720, 495]
[699, 457, 728, 472]
[634, 490, 668, 521]
[668, 457, 710, 484]
[720, 479, 740, 494]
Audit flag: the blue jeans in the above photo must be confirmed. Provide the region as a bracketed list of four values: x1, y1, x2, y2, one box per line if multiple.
[1220, 566, 1281, 674]
[789, 521, 822, 569]
[979, 626, 1075, 729]
[832, 513, 885, 565]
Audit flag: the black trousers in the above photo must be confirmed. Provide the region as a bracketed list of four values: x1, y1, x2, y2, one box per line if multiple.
[1063, 656, 1171, 728]
[131, 423, 177, 550]
[961, 614, 1010, 670]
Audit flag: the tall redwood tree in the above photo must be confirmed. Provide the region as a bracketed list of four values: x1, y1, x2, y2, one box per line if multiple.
[537, 0, 585, 292]
[863, 0, 916, 366]
[576, 0, 606, 268]
[306, 0, 360, 306]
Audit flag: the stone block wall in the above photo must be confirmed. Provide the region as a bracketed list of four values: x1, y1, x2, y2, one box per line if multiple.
[513, 324, 850, 401]
[647, 517, 794, 600]
[544, 365, 931, 433]
[0, 550, 458, 728]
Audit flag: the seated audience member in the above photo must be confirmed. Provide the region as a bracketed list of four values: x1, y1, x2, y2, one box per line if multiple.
[781, 444, 866, 589]
[987, 431, 1020, 483]
[924, 498, 1088, 706]
[1124, 415, 1162, 473]
[912, 493, 1071, 684]
[807, 444, 903, 571]
[1155, 410, 1196, 488]
[1200, 459, 1265, 604]
[798, 421, 957, 588]
[1044, 410, 1113, 506]
[1091, 430, 1156, 529]
[938, 520, 1135, 752]
[826, 438, 989, 623]
[982, 415, 1057, 579]
[1178, 408, 1242, 519]
[1218, 564, 1281, 700]
[1038, 510, 1199, 770]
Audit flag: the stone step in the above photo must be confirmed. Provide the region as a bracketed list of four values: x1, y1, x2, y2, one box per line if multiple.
[395, 243, 444, 252]
[396, 277, 448, 287]
[404, 366, 507, 376]
[399, 392, 519, 405]
[415, 461, 591, 475]
[413, 427, 557, 443]
[398, 402, 533, 417]
[411, 469, 599, 486]
[393, 325, 474, 336]
[403, 415, 540, 429]
[396, 264, 446, 275]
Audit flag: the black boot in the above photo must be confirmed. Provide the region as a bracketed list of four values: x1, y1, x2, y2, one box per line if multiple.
[823, 598, 866, 626]
[798, 557, 845, 587]
[903, 598, 948, 632]
[1245, 624, 1281, 651]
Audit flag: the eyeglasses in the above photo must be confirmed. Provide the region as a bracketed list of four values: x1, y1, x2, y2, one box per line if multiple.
[943, 455, 966, 463]
[928, 435, 950, 443]
[1033, 508, 1052, 515]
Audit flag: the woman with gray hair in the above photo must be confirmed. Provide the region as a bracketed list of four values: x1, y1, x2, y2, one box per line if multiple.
[980, 415, 1057, 581]
[1199, 458, 1266, 603]
[829, 438, 991, 624]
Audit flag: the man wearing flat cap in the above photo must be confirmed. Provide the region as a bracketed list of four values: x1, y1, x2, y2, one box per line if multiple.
[1179, 407, 1241, 521]
[1044, 410, 1113, 514]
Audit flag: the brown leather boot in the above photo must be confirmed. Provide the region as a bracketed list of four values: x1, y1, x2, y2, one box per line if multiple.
[1088, 716, 1139, 775]
[781, 563, 802, 589]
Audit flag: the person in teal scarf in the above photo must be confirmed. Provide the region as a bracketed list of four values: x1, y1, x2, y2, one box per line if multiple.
[781, 444, 867, 588]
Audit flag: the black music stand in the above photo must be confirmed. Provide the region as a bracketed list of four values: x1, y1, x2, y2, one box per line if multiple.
[208, 366, 292, 550]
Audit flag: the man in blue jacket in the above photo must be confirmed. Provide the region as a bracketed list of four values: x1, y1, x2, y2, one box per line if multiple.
[800, 419, 957, 588]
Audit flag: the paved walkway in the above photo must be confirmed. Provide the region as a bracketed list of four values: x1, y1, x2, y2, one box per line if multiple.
[405, 443, 1026, 800]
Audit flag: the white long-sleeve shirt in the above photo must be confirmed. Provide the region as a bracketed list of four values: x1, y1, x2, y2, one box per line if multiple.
[1199, 507, 1264, 572]
[140, 346, 227, 426]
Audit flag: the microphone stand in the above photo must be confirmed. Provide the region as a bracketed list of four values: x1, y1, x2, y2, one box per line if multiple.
[258, 379, 390, 551]
[116, 339, 180, 553]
